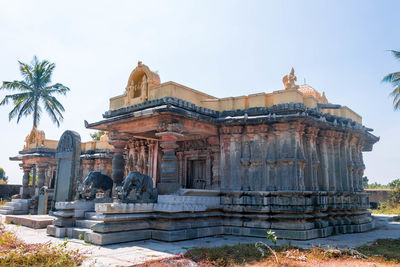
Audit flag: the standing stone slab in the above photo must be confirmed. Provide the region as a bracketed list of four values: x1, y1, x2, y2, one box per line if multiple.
[51, 131, 81, 210]
[37, 187, 48, 215]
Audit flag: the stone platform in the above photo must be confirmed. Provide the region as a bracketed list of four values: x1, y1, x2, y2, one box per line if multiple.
[47, 190, 375, 245]
[0, 199, 30, 215]
[5, 215, 55, 229]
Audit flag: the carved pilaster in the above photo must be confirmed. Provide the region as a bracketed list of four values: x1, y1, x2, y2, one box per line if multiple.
[334, 132, 343, 192]
[304, 127, 319, 191]
[207, 136, 220, 190]
[317, 131, 330, 191]
[219, 126, 242, 190]
[156, 122, 183, 194]
[325, 130, 336, 191]
[21, 165, 32, 198]
[37, 164, 47, 189]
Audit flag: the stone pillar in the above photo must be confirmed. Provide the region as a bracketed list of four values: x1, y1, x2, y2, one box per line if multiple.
[334, 132, 343, 192]
[156, 131, 183, 194]
[21, 164, 32, 198]
[317, 132, 330, 191]
[219, 126, 242, 190]
[219, 134, 231, 190]
[304, 127, 319, 191]
[31, 165, 37, 187]
[109, 132, 130, 186]
[326, 131, 336, 191]
[37, 164, 47, 189]
[341, 133, 351, 192]
[148, 140, 155, 175]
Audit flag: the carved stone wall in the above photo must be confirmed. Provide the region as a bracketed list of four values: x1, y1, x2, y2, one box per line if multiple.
[218, 122, 367, 193]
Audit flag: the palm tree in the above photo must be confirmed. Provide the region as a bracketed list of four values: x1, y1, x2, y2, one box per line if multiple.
[382, 50, 400, 110]
[0, 56, 70, 127]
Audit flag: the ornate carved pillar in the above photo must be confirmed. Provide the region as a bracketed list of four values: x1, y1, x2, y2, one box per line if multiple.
[246, 125, 267, 191]
[148, 140, 155, 176]
[219, 133, 231, 190]
[326, 131, 336, 191]
[177, 151, 184, 186]
[21, 164, 32, 198]
[290, 122, 306, 191]
[354, 137, 365, 192]
[209, 138, 221, 190]
[348, 135, 357, 192]
[156, 122, 183, 194]
[334, 132, 343, 192]
[265, 132, 277, 191]
[341, 133, 351, 192]
[37, 164, 47, 189]
[317, 132, 330, 191]
[304, 127, 319, 191]
[109, 131, 130, 186]
[273, 123, 293, 191]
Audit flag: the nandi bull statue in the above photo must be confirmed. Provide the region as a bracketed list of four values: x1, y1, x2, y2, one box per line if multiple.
[118, 170, 158, 203]
[77, 171, 113, 200]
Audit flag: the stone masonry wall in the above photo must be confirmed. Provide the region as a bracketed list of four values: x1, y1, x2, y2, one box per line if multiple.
[0, 184, 21, 200]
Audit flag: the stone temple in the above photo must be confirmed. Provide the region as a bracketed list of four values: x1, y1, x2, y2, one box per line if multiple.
[5, 62, 379, 245]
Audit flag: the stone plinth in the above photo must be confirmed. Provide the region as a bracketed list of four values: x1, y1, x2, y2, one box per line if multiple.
[5, 215, 55, 229]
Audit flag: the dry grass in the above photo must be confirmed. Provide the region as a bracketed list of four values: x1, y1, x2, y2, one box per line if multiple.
[372, 202, 400, 215]
[137, 239, 400, 267]
[0, 224, 84, 266]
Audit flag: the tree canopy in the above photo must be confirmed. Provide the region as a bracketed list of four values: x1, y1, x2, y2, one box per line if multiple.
[382, 50, 400, 110]
[0, 56, 70, 127]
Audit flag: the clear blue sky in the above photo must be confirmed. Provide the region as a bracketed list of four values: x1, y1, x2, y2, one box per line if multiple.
[0, 0, 399, 185]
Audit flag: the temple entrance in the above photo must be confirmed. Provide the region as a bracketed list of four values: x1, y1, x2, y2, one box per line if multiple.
[187, 159, 206, 189]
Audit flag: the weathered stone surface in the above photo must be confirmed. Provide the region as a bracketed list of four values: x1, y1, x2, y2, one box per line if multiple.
[85, 229, 151, 245]
[5, 215, 55, 229]
[77, 171, 113, 200]
[52, 131, 81, 210]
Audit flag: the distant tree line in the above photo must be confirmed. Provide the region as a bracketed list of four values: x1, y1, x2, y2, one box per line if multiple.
[363, 177, 400, 189]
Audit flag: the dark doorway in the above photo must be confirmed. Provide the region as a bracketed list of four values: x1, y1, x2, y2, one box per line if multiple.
[187, 159, 206, 189]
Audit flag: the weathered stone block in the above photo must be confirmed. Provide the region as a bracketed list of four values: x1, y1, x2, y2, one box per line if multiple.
[85, 230, 151, 245]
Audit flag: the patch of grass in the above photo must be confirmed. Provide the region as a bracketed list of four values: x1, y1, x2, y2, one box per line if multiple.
[183, 240, 400, 266]
[372, 201, 400, 215]
[0, 224, 84, 266]
[357, 238, 400, 261]
[185, 243, 268, 266]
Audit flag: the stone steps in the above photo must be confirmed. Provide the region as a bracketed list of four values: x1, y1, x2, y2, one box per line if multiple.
[84, 211, 99, 220]
[75, 219, 101, 229]
[0, 199, 30, 215]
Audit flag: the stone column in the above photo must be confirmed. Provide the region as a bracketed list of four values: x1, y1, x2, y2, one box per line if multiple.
[326, 131, 336, 191]
[148, 141, 155, 176]
[334, 132, 343, 192]
[37, 164, 47, 189]
[317, 132, 330, 191]
[219, 133, 231, 190]
[156, 131, 183, 194]
[304, 127, 319, 191]
[21, 164, 32, 198]
[31, 165, 37, 187]
[109, 132, 130, 186]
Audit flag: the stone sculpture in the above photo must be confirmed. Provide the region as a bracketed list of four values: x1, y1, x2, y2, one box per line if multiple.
[78, 171, 113, 200]
[51, 130, 81, 211]
[282, 67, 299, 90]
[119, 170, 157, 203]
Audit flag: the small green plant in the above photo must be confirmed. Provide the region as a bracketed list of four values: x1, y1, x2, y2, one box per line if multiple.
[255, 230, 279, 264]
[78, 234, 83, 240]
